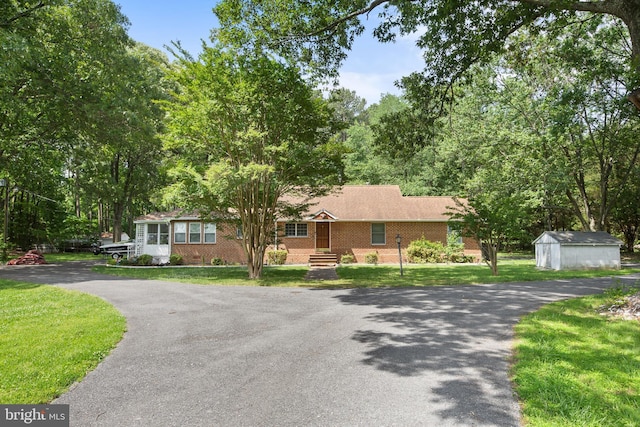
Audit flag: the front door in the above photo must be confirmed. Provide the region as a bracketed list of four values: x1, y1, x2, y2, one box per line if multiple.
[316, 222, 330, 250]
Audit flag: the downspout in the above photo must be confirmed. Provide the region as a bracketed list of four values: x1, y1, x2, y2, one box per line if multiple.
[168, 220, 172, 260]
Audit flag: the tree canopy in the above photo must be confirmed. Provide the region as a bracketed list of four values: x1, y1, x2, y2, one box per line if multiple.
[214, 0, 640, 106]
[0, 0, 169, 250]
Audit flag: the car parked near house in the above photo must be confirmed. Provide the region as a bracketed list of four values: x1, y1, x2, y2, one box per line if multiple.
[93, 239, 135, 259]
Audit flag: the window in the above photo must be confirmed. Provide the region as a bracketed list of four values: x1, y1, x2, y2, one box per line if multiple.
[189, 223, 201, 243]
[174, 222, 186, 243]
[285, 223, 307, 237]
[447, 225, 463, 244]
[371, 223, 386, 245]
[204, 223, 216, 243]
[148, 223, 169, 245]
[147, 224, 158, 245]
[159, 224, 169, 244]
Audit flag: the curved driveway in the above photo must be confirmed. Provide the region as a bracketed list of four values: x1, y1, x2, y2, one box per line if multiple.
[2, 262, 636, 426]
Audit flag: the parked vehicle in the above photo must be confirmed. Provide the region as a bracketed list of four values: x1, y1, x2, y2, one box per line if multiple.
[93, 240, 134, 259]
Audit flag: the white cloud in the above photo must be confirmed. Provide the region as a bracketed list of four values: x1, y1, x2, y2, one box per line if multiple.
[336, 25, 426, 105]
[337, 71, 403, 106]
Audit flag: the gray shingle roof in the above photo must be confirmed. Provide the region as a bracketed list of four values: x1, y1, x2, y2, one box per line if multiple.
[534, 231, 622, 245]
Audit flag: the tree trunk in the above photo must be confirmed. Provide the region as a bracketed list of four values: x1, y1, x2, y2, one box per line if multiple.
[112, 202, 124, 242]
[484, 243, 499, 276]
[622, 2, 640, 106]
[622, 225, 638, 252]
[247, 246, 264, 279]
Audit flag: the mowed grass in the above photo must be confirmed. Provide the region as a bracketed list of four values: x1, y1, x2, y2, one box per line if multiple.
[93, 259, 640, 288]
[43, 252, 97, 262]
[93, 264, 312, 286]
[0, 279, 126, 403]
[512, 286, 640, 427]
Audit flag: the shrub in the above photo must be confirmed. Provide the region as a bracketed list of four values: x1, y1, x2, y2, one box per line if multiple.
[340, 253, 355, 264]
[0, 237, 15, 263]
[136, 254, 153, 266]
[407, 237, 445, 263]
[267, 250, 287, 265]
[211, 257, 225, 266]
[444, 231, 465, 262]
[364, 252, 378, 265]
[169, 254, 184, 265]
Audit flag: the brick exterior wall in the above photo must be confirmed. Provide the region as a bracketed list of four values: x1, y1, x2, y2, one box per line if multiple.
[172, 222, 246, 265]
[278, 221, 480, 264]
[172, 220, 480, 265]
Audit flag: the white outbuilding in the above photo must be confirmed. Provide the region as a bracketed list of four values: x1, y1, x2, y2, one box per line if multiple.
[533, 231, 623, 270]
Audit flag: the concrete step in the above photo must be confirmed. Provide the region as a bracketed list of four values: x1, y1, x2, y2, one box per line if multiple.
[308, 253, 338, 266]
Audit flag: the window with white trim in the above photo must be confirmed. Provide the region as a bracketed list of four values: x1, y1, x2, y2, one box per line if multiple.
[371, 223, 386, 245]
[147, 224, 159, 245]
[148, 223, 169, 245]
[285, 223, 308, 237]
[204, 223, 216, 243]
[189, 223, 201, 243]
[159, 224, 169, 244]
[174, 222, 186, 243]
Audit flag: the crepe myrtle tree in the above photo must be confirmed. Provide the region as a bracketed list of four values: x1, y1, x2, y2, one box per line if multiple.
[214, 0, 640, 109]
[162, 45, 346, 279]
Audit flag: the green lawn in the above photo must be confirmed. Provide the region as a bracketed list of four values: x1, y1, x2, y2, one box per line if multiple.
[93, 264, 311, 286]
[0, 279, 126, 403]
[5, 251, 98, 264]
[512, 286, 640, 426]
[93, 259, 640, 288]
[43, 252, 97, 262]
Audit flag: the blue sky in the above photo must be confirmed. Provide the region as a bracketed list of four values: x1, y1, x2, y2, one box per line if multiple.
[116, 1, 425, 105]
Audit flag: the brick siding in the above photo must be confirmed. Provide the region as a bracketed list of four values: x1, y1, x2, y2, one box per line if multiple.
[172, 223, 246, 265]
[279, 221, 480, 264]
[172, 220, 480, 265]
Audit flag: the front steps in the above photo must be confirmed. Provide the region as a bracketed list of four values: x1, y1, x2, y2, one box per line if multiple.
[308, 253, 338, 266]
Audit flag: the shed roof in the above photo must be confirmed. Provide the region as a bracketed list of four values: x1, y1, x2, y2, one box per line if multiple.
[533, 231, 622, 246]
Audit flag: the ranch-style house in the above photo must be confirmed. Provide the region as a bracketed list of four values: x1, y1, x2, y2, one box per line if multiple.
[133, 185, 480, 265]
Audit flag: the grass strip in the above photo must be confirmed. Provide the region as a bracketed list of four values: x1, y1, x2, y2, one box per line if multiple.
[512, 286, 640, 427]
[93, 260, 640, 288]
[0, 279, 126, 403]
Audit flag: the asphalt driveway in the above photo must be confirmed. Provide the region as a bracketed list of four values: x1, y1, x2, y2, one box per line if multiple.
[2, 262, 636, 426]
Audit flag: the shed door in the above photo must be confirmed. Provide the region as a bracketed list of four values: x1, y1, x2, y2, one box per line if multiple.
[316, 222, 330, 250]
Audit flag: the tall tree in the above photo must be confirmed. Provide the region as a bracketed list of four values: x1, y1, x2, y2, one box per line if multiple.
[439, 70, 544, 274]
[163, 46, 345, 279]
[0, 0, 133, 247]
[342, 94, 412, 186]
[500, 17, 640, 231]
[76, 43, 170, 241]
[610, 171, 640, 251]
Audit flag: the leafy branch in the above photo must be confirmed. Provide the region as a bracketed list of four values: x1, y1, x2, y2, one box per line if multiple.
[0, 1, 45, 28]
